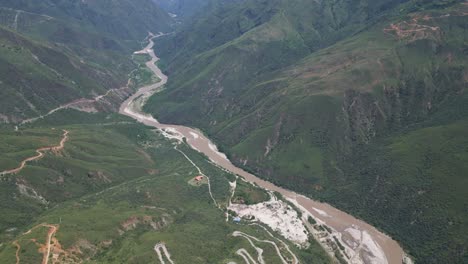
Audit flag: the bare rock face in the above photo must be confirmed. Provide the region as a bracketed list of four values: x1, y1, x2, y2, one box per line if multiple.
[16, 179, 49, 205]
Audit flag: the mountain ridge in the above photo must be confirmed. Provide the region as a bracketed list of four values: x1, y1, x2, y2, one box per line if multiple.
[145, 1, 468, 263]
[0, 0, 173, 123]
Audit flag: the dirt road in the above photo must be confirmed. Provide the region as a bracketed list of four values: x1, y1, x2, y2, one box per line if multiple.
[13, 223, 58, 264]
[42, 224, 57, 264]
[13, 241, 20, 264]
[154, 242, 175, 264]
[0, 130, 69, 176]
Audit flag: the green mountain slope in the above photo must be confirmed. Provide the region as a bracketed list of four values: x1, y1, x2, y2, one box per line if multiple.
[152, 0, 212, 19]
[0, 0, 173, 123]
[0, 26, 127, 123]
[154, 0, 408, 74]
[0, 111, 330, 263]
[145, 0, 468, 263]
[0, 0, 172, 40]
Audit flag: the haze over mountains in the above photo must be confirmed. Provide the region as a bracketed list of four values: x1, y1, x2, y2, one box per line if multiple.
[0, 0, 466, 263]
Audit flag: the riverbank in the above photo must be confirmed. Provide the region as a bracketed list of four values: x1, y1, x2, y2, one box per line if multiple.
[119, 34, 408, 264]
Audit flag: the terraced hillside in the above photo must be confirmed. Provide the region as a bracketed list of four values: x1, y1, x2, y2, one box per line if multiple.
[145, 0, 468, 263]
[0, 0, 172, 123]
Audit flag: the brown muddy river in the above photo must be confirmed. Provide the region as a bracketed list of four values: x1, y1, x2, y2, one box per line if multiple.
[119, 34, 406, 264]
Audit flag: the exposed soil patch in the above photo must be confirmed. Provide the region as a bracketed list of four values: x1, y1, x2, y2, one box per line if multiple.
[384, 7, 468, 42]
[121, 32, 408, 264]
[188, 175, 208, 186]
[384, 19, 441, 42]
[13, 240, 20, 264]
[13, 224, 59, 264]
[120, 215, 170, 232]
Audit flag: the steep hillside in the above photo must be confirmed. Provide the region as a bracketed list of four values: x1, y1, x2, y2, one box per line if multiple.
[145, 0, 468, 263]
[153, 0, 212, 19]
[0, 111, 330, 263]
[154, 0, 408, 73]
[0, 0, 173, 123]
[0, 26, 128, 123]
[0, 0, 172, 41]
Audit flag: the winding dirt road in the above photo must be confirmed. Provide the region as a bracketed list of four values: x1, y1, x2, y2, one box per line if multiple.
[42, 224, 57, 264]
[174, 146, 218, 208]
[154, 242, 175, 264]
[236, 248, 257, 264]
[13, 241, 20, 264]
[119, 34, 407, 264]
[13, 223, 58, 264]
[0, 130, 69, 176]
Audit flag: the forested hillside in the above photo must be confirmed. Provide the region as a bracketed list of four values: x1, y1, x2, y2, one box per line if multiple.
[0, 0, 172, 122]
[0, 2, 333, 261]
[145, 0, 468, 263]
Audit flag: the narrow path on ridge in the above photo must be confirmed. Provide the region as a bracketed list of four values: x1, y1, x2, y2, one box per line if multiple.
[174, 146, 219, 208]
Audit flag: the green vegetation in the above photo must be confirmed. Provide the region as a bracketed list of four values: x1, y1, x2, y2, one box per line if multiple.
[0, 0, 173, 122]
[0, 26, 127, 121]
[0, 0, 466, 262]
[0, 127, 62, 170]
[132, 54, 152, 65]
[0, 111, 331, 263]
[145, 0, 468, 263]
[232, 179, 270, 205]
[129, 65, 160, 89]
[333, 236, 345, 251]
[330, 119, 468, 262]
[0, 0, 172, 41]
[307, 216, 317, 225]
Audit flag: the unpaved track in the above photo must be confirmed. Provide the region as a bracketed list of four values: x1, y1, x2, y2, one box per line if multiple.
[13, 241, 20, 264]
[13, 223, 58, 264]
[20, 85, 128, 126]
[233, 231, 291, 264]
[236, 248, 257, 264]
[42, 224, 57, 264]
[250, 223, 298, 264]
[0, 130, 69, 176]
[119, 34, 407, 264]
[154, 243, 175, 264]
[233, 232, 265, 264]
[174, 147, 218, 208]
